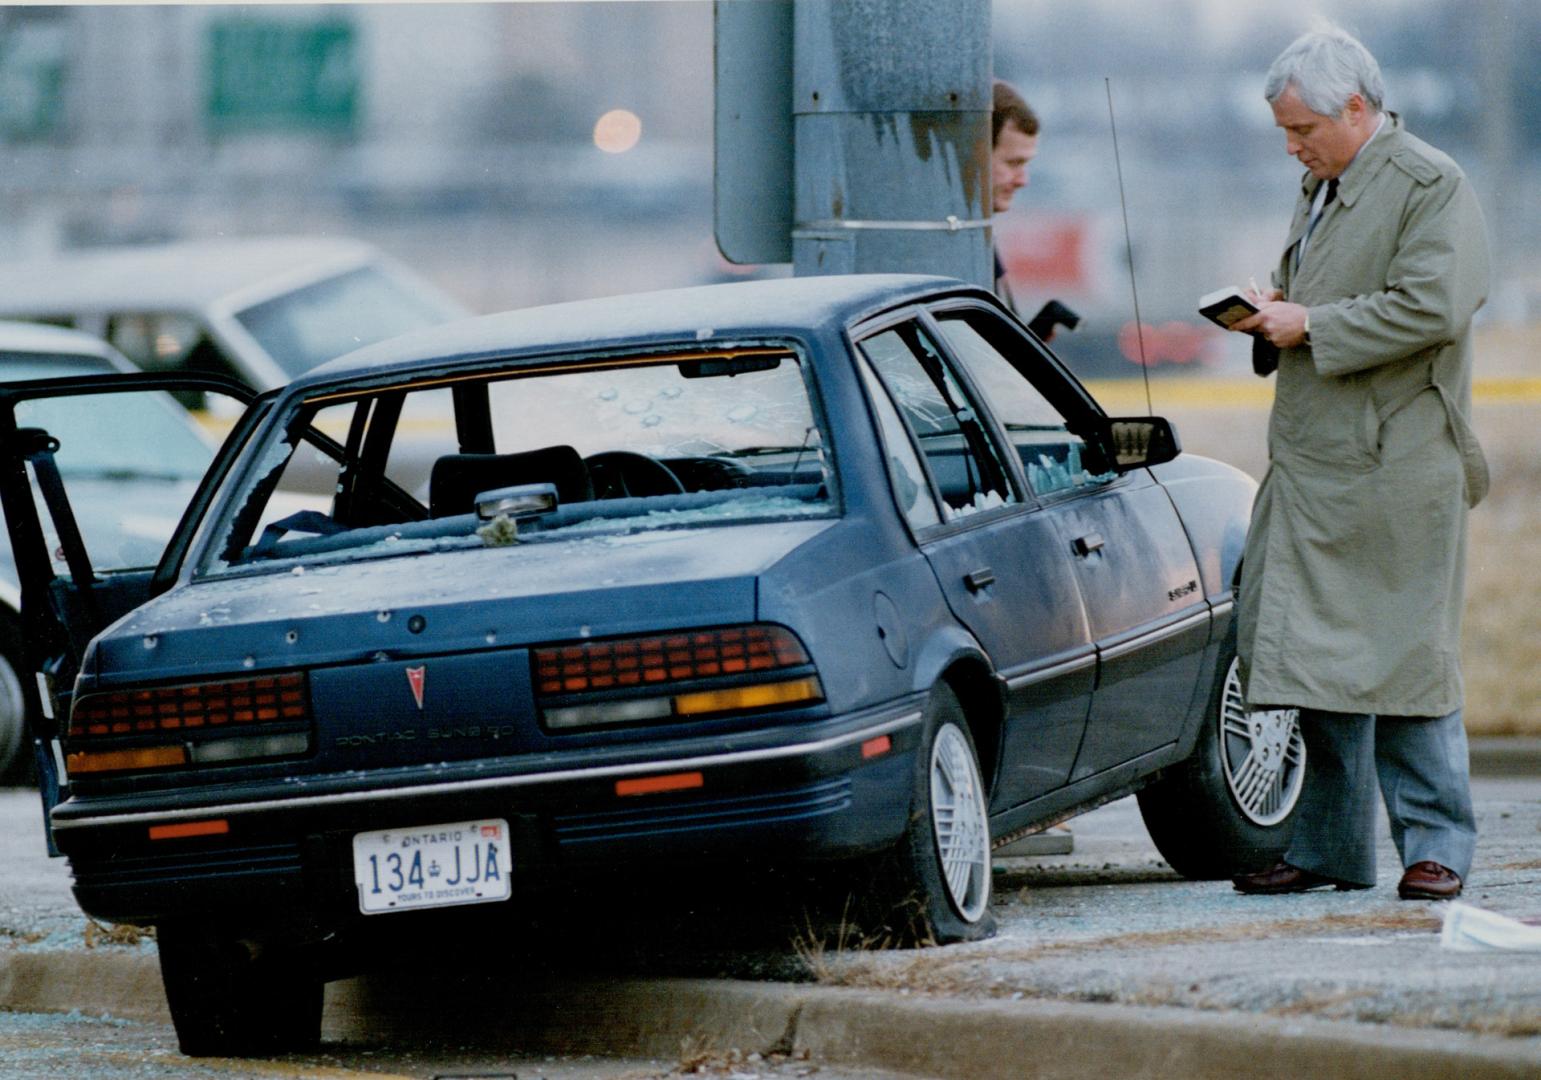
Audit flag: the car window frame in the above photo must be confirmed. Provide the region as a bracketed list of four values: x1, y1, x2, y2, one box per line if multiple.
[853, 354, 946, 532]
[153, 389, 277, 593]
[848, 306, 1036, 542]
[192, 390, 431, 579]
[919, 299, 1130, 506]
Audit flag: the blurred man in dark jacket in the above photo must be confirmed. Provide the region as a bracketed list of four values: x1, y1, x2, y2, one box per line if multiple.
[990, 79, 1039, 316]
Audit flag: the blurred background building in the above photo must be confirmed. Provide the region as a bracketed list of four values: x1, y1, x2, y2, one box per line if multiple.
[0, 0, 1535, 379]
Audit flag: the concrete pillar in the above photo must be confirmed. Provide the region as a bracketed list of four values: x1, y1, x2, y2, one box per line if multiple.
[790, 0, 992, 286]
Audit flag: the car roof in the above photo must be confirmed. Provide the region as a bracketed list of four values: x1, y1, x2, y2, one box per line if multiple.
[297, 274, 984, 386]
[0, 237, 378, 315]
[0, 319, 135, 370]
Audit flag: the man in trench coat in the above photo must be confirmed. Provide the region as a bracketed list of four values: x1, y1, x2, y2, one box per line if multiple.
[1227, 27, 1489, 901]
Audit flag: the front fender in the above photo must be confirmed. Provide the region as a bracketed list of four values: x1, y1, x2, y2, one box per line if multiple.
[1150, 453, 1256, 602]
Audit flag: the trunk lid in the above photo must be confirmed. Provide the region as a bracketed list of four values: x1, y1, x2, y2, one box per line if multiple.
[80, 521, 832, 772]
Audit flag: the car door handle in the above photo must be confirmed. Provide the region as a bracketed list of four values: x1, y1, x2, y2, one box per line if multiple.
[1073, 533, 1105, 557]
[964, 568, 995, 592]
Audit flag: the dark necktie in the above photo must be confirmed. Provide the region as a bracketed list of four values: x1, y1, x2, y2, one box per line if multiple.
[1297, 178, 1339, 268]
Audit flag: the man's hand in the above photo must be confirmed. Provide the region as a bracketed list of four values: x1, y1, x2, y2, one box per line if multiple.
[1231, 300, 1309, 348]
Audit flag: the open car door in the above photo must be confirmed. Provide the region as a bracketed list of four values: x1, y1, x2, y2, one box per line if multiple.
[0, 373, 265, 849]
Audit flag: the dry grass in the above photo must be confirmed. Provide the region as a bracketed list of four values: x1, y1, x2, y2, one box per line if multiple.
[82, 918, 153, 948]
[791, 897, 915, 982]
[808, 910, 1441, 994]
[670, 1036, 814, 1078]
[1461, 444, 1541, 735]
[1437, 1009, 1541, 1039]
[1024, 909, 1442, 956]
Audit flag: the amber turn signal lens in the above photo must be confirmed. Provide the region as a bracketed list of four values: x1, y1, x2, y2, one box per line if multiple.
[66, 745, 187, 776]
[672, 676, 824, 717]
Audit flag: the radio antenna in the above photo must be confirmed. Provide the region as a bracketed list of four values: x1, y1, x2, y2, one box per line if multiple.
[1105, 77, 1153, 416]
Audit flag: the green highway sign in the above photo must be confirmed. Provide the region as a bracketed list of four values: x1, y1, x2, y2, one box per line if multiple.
[207, 18, 358, 135]
[0, 17, 66, 139]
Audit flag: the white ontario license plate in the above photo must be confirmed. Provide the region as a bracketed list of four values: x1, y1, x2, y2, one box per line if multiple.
[351, 818, 512, 915]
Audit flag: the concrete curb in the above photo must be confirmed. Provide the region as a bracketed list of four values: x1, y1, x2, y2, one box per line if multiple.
[3, 950, 1538, 1078]
[789, 989, 1541, 1080]
[0, 949, 168, 1025]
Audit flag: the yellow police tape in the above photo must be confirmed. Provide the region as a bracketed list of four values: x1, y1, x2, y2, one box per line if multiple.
[1084, 377, 1541, 412]
[190, 377, 1539, 438]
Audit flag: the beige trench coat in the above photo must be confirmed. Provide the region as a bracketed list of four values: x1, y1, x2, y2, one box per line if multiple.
[1237, 115, 1490, 717]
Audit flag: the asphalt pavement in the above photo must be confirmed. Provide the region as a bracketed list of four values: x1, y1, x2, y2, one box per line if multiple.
[2, 741, 1539, 1079]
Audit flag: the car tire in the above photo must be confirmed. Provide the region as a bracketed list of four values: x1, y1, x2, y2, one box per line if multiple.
[1136, 636, 1306, 879]
[157, 923, 323, 1057]
[0, 612, 36, 782]
[861, 682, 996, 946]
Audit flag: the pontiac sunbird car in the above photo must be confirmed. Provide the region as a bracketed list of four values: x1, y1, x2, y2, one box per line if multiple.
[0, 275, 1304, 1056]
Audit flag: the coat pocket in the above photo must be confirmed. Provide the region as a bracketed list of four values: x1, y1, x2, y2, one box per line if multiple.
[1361, 394, 1384, 467]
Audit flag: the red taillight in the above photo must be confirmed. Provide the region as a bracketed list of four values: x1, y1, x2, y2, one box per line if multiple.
[533, 626, 810, 696]
[533, 625, 824, 731]
[69, 672, 309, 740]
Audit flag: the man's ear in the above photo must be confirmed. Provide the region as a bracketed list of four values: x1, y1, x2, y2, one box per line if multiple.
[1342, 93, 1367, 122]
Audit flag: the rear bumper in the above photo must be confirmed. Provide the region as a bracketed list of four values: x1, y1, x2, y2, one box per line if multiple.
[55, 700, 923, 925]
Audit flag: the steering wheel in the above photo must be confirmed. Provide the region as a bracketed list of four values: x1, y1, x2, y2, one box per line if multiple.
[584, 451, 686, 499]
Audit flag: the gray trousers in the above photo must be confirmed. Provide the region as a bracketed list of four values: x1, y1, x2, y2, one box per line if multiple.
[1284, 708, 1477, 887]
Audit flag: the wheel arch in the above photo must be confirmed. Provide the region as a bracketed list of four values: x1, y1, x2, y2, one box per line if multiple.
[941, 658, 1005, 800]
[909, 624, 1005, 797]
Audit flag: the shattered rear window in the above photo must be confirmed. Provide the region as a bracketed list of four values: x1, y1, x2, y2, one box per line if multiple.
[201, 345, 835, 574]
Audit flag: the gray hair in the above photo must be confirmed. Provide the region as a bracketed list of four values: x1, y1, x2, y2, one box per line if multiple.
[1264, 27, 1384, 116]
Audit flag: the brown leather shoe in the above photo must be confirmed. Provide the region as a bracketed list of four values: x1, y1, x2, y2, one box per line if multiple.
[1398, 861, 1463, 901]
[1233, 860, 1371, 894]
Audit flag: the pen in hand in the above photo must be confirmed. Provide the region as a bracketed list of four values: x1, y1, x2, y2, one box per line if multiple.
[1248, 276, 1262, 302]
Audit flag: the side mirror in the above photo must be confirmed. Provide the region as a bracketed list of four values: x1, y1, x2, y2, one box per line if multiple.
[1093, 416, 1181, 472]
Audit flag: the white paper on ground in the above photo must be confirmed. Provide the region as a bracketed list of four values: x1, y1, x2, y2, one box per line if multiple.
[1440, 901, 1541, 951]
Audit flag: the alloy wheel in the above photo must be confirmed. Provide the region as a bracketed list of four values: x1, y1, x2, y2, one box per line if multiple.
[929, 722, 991, 922]
[1218, 657, 1305, 826]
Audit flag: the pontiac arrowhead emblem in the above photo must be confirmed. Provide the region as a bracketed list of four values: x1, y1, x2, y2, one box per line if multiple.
[405, 666, 426, 711]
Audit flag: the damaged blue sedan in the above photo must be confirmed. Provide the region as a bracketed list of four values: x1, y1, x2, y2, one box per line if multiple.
[0, 275, 1302, 1055]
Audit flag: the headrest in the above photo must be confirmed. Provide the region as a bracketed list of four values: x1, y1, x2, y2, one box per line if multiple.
[429, 446, 593, 517]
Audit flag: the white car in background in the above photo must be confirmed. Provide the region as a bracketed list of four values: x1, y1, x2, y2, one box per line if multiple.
[0, 237, 469, 393]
